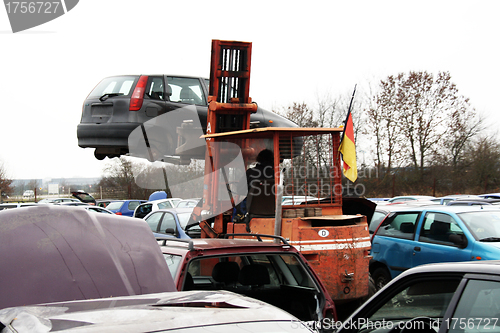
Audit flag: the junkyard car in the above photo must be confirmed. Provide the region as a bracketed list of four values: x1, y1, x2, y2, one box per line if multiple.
[370, 205, 500, 289]
[158, 234, 336, 323]
[77, 75, 298, 160]
[0, 205, 175, 309]
[0, 290, 313, 333]
[337, 261, 500, 333]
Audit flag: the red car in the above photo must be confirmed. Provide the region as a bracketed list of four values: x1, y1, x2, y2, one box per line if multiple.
[158, 234, 336, 323]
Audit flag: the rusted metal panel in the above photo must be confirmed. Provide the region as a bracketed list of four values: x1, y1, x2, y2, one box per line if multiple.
[290, 218, 371, 301]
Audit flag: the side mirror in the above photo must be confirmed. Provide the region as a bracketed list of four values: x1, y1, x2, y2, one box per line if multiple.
[449, 234, 467, 248]
[164, 228, 176, 235]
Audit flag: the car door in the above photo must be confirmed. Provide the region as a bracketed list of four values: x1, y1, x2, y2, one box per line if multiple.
[413, 211, 472, 266]
[145, 212, 164, 233]
[371, 211, 422, 278]
[158, 212, 177, 235]
[135, 203, 152, 218]
[165, 76, 208, 125]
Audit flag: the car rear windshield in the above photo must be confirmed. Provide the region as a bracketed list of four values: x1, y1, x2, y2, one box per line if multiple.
[106, 201, 124, 210]
[87, 76, 137, 98]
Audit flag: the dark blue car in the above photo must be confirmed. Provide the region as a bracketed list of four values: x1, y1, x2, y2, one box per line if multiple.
[105, 200, 146, 217]
[370, 205, 500, 290]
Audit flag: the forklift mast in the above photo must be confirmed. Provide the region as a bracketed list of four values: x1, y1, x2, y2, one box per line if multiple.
[206, 40, 257, 134]
[200, 40, 259, 237]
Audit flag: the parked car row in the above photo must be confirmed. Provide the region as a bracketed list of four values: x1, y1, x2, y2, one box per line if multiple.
[4, 203, 500, 332]
[372, 193, 500, 206]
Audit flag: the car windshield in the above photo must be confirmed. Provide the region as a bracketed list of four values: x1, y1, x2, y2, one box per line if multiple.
[458, 211, 500, 241]
[178, 201, 196, 208]
[157, 201, 173, 209]
[106, 201, 124, 210]
[163, 253, 183, 279]
[368, 278, 460, 322]
[177, 212, 192, 229]
[88, 76, 137, 98]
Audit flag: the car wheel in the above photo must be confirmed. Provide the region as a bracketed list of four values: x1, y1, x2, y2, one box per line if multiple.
[372, 267, 391, 291]
[94, 150, 106, 160]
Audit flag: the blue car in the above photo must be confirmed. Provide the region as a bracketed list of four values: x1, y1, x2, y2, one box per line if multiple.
[105, 200, 146, 216]
[370, 205, 500, 290]
[143, 208, 194, 239]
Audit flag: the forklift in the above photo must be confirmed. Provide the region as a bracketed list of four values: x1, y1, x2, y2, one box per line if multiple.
[180, 40, 374, 306]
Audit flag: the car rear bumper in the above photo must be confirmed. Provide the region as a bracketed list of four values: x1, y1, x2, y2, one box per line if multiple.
[77, 123, 141, 148]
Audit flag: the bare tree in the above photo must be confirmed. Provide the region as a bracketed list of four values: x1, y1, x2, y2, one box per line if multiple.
[99, 157, 151, 199]
[464, 135, 500, 191]
[275, 102, 319, 128]
[367, 74, 406, 177]
[370, 71, 479, 180]
[0, 162, 13, 202]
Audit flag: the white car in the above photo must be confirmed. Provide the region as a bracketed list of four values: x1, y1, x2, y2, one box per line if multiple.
[133, 198, 182, 218]
[22, 190, 34, 199]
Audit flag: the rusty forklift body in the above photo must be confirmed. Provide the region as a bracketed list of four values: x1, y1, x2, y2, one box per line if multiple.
[189, 40, 371, 303]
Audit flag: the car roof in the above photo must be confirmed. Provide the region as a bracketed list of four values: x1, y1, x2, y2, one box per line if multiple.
[143, 198, 182, 204]
[391, 195, 435, 199]
[0, 290, 299, 332]
[436, 194, 481, 198]
[399, 260, 500, 278]
[374, 201, 439, 212]
[159, 236, 294, 253]
[151, 207, 194, 214]
[377, 204, 500, 214]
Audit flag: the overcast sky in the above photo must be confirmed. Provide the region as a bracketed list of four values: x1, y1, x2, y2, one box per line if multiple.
[1, 0, 499, 180]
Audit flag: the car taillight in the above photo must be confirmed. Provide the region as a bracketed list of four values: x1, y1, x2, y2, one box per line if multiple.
[129, 75, 148, 111]
[115, 212, 122, 215]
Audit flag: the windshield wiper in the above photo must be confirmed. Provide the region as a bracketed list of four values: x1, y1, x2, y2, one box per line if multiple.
[479, 237, 500, 242]
[99, 93, 123, 101]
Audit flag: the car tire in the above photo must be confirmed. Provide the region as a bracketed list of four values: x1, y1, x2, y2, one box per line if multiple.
[94, 150, 106, 160]
[372, 267, 391, 291]
[368, 274, 377, 297]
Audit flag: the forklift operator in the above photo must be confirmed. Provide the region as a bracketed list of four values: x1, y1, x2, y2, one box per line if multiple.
[233, 149, 274, 221]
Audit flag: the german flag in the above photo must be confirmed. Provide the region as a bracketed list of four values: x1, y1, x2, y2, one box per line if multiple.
[339, 108, 357, 182]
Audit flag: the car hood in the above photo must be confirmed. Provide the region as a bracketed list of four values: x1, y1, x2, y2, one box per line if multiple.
[0, 291, 299, 332]
[0, 205, 175, 309]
